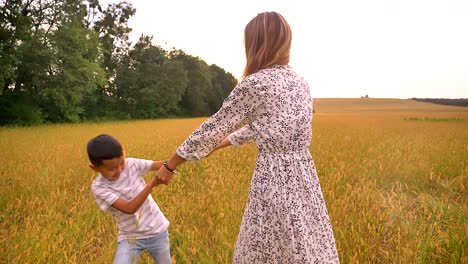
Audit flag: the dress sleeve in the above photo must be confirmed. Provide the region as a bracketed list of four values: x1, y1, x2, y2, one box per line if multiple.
[176, 77, 264, 161]
[227, 125, 255, 147]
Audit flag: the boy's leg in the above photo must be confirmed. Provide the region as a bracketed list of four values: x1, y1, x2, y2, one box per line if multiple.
[145, 230, 172, 264]
[114, 239, 144, 264]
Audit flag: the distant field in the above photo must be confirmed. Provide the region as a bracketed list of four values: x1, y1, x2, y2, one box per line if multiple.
[1, 99, 467, 263]
[314, 98, 468, 114]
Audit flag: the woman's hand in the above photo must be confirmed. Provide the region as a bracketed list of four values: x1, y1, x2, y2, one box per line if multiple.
[154, 154, 186, 185]
[155, 165, 174, 185]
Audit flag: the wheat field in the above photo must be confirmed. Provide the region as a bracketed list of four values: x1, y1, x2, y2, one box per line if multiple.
[1, 99, 467, 263]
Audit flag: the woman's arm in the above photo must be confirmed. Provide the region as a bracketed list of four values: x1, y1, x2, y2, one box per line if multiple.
[150, 160, 164, 171]
[155, 137, 233, 185]
[156, 77, 264, 184]
[212, 136, 232, 151]
[176, 77, 264, 161]
[211, 125, 255, 154]
[166, 153, 186, 172]
[227, 125, 255, 147]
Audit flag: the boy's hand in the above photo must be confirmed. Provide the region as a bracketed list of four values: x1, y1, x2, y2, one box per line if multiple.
[150, 177, 162, 187]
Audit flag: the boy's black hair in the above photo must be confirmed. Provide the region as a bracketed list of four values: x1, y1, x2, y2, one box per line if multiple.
[87, 134, 123, 166]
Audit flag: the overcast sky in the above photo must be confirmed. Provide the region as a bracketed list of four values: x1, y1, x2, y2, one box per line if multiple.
[102, 0, 468, 98]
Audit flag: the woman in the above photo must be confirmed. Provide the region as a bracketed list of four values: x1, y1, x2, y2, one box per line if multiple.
[156, 11, 339, 263]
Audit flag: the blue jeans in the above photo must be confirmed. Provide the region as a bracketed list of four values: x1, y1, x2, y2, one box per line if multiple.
[114, 230, 171, 264]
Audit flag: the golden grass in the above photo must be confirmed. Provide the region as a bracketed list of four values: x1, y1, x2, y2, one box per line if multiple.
[0, 99, 467, 263]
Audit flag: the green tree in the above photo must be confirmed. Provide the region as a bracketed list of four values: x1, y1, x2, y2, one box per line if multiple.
[0, 0, 107, 124]
[207, 64, 237, 113]
[170, 50, 213, 116]
[93, 1, 135, 76]
[0, 0, 58, 124]
[83, 1, 136, 120]
[0, 0, 237, 125]
[115, 36, 187, 118]
[156, 59, 188, 116]
[40, 19, 105, 122]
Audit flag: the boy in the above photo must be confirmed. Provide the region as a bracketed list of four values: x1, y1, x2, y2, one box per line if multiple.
[87, 134, 172, 264]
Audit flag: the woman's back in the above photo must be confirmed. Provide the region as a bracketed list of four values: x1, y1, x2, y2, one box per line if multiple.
[247, 65, 313, 153]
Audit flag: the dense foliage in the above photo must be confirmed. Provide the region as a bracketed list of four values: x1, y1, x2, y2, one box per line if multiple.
[411, 98, 468, 107]
[0, 0, 238, 125]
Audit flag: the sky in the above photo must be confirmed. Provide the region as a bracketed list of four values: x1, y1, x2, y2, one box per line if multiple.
[102, 0, 468, 99]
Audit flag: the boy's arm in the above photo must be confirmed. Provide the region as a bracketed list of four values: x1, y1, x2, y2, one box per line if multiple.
[111, 177, 159, 214]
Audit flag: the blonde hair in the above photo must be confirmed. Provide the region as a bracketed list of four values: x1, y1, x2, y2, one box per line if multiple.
[243, 12, 292, 77]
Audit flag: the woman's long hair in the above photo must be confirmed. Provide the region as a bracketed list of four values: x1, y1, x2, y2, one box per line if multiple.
[243, 12, 292, 78]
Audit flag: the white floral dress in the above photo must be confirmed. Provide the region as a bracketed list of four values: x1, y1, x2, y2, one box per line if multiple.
[177, 65, 339, 263]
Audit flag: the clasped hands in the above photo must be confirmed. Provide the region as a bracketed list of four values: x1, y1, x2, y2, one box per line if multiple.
[153, 163, 176, 185]
[151, 137, 229, 186]
[152, 154, 186, 186]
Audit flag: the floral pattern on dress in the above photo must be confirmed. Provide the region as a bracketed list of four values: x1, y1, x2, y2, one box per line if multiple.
[177, 65, 339, 263]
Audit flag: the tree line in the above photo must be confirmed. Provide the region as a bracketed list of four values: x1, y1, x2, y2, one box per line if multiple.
[0, 0, 238, 125]
[410, 98, 468, 107]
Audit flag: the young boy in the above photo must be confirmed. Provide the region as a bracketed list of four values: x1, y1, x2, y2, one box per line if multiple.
[87, 134, 172, 264]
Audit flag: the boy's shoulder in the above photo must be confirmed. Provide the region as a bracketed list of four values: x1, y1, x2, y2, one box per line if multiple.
[125, 157, 154, 175]
[91, 173, 109, 188]
[91, 175, 108, 196]
[125, 157, 145, 163]
[125, 157, 148, 168]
